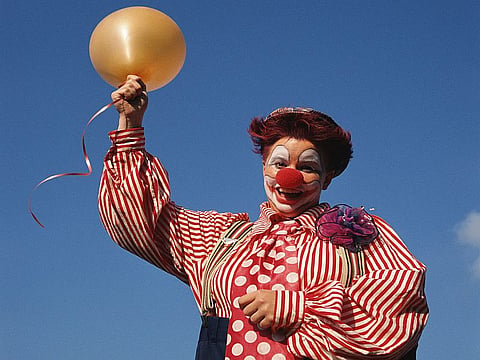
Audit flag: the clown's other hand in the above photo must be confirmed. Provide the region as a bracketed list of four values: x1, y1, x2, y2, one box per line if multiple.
[238, 290, 276, 329]
[111, 75, 148, 130]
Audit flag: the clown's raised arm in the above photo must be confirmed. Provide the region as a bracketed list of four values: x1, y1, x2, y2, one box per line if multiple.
[99, 76, 248, 288]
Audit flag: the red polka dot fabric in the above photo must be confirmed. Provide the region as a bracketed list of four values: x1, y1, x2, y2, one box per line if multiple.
[225, 220, 302, 360]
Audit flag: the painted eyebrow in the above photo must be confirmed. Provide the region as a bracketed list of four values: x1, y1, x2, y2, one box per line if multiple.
[267, 145, 289, 165]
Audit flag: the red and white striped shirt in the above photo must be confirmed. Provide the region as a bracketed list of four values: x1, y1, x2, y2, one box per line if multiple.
[98, 128, 428, 360]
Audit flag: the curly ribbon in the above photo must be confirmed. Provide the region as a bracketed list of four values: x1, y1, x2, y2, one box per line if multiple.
[29, 99, 119, 228]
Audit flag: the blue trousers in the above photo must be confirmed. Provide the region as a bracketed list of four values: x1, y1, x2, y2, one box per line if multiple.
[195, 317, 229, 360]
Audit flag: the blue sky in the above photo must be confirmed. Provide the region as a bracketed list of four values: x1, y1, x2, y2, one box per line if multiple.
[2, 1, 479, 359]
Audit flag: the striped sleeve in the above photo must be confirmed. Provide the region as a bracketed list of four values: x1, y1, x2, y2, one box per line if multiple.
[288, 216, 429, 360]
[273, 290, 305, 329]
[98, 128, 248, 291]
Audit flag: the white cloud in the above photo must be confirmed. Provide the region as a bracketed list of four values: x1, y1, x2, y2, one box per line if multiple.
[456, 211, 480, 246]
[455, 211, 480, 278]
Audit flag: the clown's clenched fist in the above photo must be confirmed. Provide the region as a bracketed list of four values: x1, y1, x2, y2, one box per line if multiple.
[238, 290, 276, 329]
[111, 75, 148, 130]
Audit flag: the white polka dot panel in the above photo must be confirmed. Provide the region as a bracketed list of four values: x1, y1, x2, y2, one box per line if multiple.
[225, 219, 302, 359]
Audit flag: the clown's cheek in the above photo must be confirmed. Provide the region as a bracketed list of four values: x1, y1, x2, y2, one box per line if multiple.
[263, 180, 276, 204]
[301, 190, 321, 207]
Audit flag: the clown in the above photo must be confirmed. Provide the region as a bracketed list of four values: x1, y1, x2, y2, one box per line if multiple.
[98, 76, 428, 360]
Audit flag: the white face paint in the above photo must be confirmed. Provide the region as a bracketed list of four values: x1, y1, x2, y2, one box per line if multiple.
[298, 149, 322, 172]
[266, 145, 290, 168]
[263, 138, 330, 218]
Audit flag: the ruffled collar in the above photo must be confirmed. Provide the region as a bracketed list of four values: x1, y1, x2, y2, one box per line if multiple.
[250, 202, 330, 237]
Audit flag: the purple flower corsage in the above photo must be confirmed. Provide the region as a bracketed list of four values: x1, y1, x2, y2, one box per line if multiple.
[316, 204, 379, 252]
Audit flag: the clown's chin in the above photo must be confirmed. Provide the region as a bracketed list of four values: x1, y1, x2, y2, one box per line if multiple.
[266, 188, 317, 217]
[270, 199, 311, 218]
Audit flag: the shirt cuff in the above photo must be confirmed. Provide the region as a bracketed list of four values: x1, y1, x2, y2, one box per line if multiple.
[108, 128, 145, 151]
[274, 290, 305, 329]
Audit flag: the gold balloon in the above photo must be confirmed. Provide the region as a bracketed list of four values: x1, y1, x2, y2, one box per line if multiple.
[89, 7, 186, 91]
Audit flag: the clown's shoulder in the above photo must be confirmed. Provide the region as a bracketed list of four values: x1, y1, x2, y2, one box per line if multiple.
[366, 212, 427, 271]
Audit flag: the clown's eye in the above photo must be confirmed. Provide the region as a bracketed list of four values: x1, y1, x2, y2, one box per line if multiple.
[299, 164, 319, 173]
[273, 161, 287, 169]
[300, 166, 314, 172]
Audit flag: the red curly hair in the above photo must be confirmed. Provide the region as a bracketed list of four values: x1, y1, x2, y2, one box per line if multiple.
[248, 107, 353, 177]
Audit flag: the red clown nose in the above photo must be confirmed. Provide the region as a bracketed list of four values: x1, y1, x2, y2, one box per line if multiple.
[275, 168, 304, 188]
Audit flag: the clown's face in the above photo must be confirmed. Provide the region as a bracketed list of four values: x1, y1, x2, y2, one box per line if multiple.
[263, 137, 333, 218]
